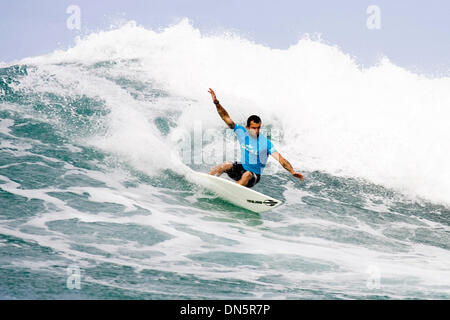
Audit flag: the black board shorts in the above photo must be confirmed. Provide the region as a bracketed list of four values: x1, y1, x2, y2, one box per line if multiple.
[226, 161, 261, 188]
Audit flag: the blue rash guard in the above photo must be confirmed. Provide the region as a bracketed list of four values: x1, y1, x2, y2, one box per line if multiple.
[233, 124, 277, 174]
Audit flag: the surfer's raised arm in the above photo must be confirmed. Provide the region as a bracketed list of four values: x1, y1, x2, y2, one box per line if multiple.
[208, 88, 235, 130]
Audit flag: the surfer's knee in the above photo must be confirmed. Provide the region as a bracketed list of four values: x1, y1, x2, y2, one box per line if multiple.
[223, 162, 233, 171]
[243, 171, 252, 177]
[238, 171, 252, 185]
[243, 171, 253, 180]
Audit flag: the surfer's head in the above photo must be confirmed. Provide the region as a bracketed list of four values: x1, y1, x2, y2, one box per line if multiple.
[246, 115, 261, 138]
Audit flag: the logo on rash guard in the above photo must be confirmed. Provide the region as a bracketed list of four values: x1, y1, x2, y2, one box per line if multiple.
[242, 144, 258, 155]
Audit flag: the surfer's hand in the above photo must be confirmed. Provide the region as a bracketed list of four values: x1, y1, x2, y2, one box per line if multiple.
[208, 88, 217, 101]
[292, 171, 304, 181]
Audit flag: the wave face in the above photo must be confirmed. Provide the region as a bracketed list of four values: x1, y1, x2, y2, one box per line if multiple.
[1, 20, 449, 299]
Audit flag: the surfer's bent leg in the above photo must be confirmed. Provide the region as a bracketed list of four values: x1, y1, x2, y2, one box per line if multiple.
[246, 172, 260, 188]
[209, 162, 233, 176]
[237, 171, 253, 187]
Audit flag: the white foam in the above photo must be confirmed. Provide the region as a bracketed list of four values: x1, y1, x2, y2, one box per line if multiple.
[13, 18, 449, 206]
[2, 19, 450, 297]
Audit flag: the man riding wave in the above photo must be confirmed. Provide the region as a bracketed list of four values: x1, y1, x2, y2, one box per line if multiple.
[208, 88, 304, 188]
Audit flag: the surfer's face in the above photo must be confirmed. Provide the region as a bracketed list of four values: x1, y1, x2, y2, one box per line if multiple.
[246, 121, 261, 138]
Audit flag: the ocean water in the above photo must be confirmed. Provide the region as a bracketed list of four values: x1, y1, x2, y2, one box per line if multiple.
[1, 20, 449, 299]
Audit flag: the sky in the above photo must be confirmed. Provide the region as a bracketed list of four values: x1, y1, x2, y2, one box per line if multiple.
[1, 0, 449, 76]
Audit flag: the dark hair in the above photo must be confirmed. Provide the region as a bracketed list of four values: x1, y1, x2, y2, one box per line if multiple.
[247, 115, 261, 127]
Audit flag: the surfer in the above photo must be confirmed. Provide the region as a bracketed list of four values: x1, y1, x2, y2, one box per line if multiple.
[208, 88, 304, 188]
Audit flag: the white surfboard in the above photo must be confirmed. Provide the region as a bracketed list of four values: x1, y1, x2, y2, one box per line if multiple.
[187, 171, 283, 213]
